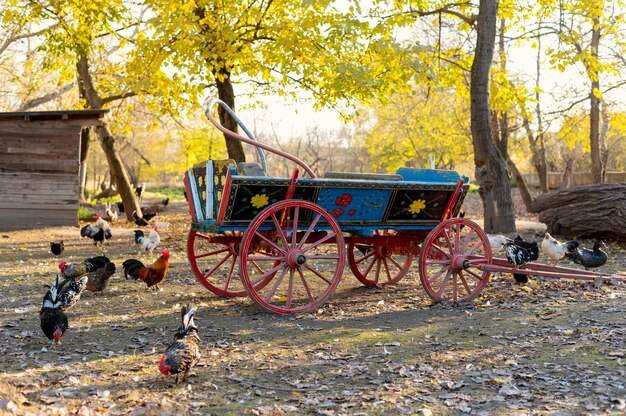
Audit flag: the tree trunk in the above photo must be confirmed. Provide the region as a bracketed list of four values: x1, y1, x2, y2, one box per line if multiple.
[529, 184, 626, 240]
[560, 157, 573, 190]
[589, 18, 603, 184]
[215, 74, 246, 163]
[76, 54, 141, 220]
[79, 127, 91, 202]
[470, 0, 515, 233]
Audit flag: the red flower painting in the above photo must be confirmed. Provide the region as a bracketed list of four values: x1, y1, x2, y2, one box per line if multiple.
[335, 193, 353, 207]
[330, 208, 344, 218]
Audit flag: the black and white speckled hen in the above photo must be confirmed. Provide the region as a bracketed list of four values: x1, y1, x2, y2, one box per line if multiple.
[565, 240, 608, 270]
[40, 276, 69, 348]
[57, 275, 88, 311]
[159, 304, 201, 383]
[504, 235, 539, 283]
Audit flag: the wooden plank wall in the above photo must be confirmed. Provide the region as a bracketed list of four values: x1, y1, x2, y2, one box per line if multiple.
[0, 115, 103, 228]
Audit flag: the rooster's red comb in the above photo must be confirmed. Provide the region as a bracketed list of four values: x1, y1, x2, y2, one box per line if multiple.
[58, 261, 67, 271]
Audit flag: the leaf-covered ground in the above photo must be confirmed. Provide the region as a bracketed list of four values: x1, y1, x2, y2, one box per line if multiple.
[0, 199, 625, 415]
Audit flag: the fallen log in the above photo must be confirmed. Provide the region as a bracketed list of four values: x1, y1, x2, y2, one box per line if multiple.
[529, 183, 626, 240]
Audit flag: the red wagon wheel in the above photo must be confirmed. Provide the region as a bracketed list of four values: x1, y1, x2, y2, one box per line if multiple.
[348, 231, 413, 287]
[187, 230, 273, 297]
[419, 218, 492, 302]
[240, 200, 345, 314]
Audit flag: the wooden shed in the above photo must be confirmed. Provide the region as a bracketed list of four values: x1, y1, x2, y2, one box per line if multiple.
[0, 110, 108, 228]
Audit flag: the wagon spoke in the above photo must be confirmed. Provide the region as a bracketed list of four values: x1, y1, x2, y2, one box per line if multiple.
[286, 269, 295, 309]
[458, 271, 473, 295]
[251, 262, 286, 287]
[291, 206, 300, 246]
[429, 243, 451, 258]
[465, 240, 485, 256]
[460, 229, 476, 252]
[441, 227, 454, 252]
[301, 232, 337, 253]
[247, 255, 284, 262]
[425, 259, 452, 265]
[302, 264, 333, 285]
[271, 212, 291, 249]
[386, 255, 404, 270]
[452, 271, 459, 301]
[195, 246, 230, 260]
[253, 230, 287, 256]
[382, 258, 393, 283]
[463, 269, 484, 281]
[202, 252, 234, 279]
[222, 255, 238, 291]
[361, 254, 378, 277]
[194, 232, 213, 241]
[263, 266, 289, 303]
[297, 213, 322, 250]
[454, 225, 461, 255]
[354, 249, 377, 266]
[297, 268, 315, 302]
[436, 269, 453, 298]
[428, 266, 450, 285]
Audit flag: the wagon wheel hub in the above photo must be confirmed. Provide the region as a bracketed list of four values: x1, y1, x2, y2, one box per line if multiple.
[451, 254, 470, 271]
[287, 250, 307, 268]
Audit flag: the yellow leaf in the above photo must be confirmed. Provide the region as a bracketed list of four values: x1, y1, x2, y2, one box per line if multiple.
[593, 88, 603, 99]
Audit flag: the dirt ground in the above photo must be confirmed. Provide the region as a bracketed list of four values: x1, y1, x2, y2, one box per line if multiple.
[0, 194, 625, 416]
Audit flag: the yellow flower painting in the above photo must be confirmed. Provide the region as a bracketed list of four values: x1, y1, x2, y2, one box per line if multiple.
[251, 194, 269, 209]
[409, 199, 426, 214]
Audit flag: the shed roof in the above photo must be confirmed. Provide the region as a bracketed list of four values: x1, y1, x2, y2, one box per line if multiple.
[0, 109, 108, 122]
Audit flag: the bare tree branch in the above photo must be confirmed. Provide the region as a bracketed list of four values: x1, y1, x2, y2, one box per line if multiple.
[17, 82, 75, 111]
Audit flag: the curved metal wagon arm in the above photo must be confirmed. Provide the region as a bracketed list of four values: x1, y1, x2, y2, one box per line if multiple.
[205, 98, 317, 178]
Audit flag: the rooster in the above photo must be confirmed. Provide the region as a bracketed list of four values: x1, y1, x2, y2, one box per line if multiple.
[50, 241, 64, 257]
[565, 240, 608, 270]
[59, 255, 110, 279]
[40, 276, 69, 349]
[84, 262, 116, 294]
[56, 275, 88, 311]
[134, 226, 160, 254]
[159, 304, 201, 383]
[504, 235, 539, 284]
[80, 214, 112, 249]
[123, 250, 170, 290]
[540, 233, 579, 265]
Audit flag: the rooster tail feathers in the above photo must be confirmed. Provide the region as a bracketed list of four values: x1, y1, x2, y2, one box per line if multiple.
[181, 304, 197, 330]
[122, 259, 145, 280]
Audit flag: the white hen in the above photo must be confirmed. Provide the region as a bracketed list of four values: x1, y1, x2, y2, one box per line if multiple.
[486, 234, 513, 252]
[540, 232, 579, 265]
[134, 226, 160, 254]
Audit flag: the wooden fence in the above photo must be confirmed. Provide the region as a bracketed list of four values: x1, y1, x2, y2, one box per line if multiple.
[521, 171, 626, 189]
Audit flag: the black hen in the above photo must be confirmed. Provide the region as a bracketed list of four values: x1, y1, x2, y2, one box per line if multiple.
[504, 235, 539, 284]
[116, 201, 125, 213]
[50, 241, 64, 256]
[59, 255, 110, 279]
[40, 276, 69, 349]
[132, 211, 150, 226]
[159, 304, 201, 383]
[565, 240, 608, 270]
